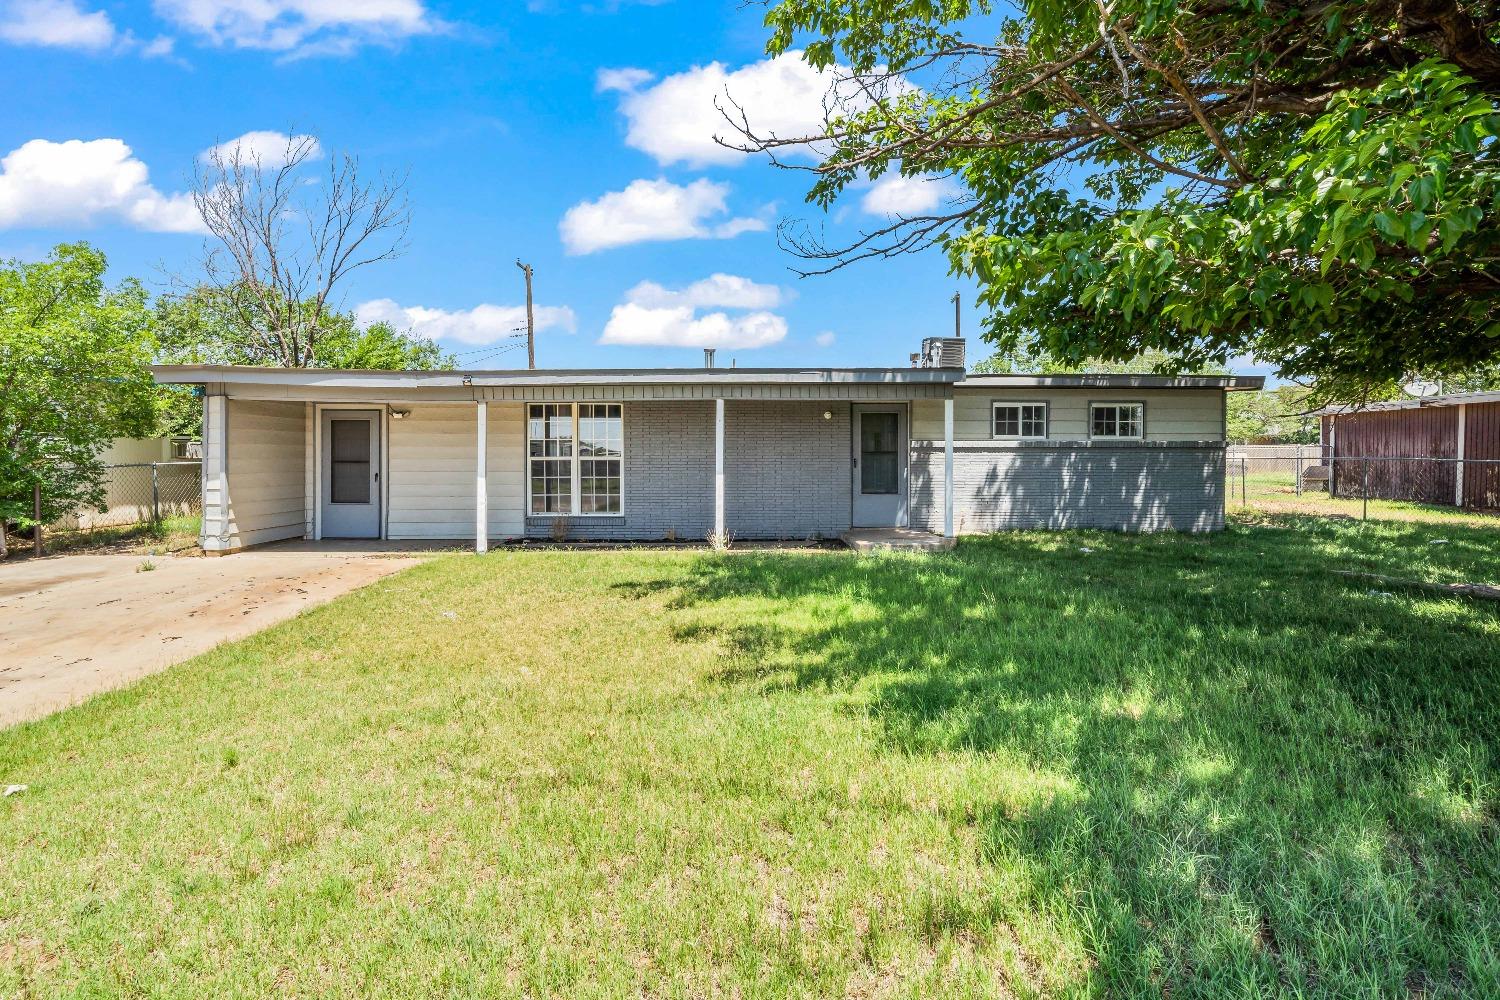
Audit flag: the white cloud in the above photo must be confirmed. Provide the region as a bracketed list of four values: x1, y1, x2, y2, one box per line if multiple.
[862, 174, 960, 216]
[601, 51, 893, 168]
[559, 177, 766, 255]
[152, 0, 440, 54]
[0, 138, 202, 232]
[599, 275, 789, 350]
[355, 298, 577, 347]
[140, 34, 176, 57]
[200, 130, 322, 168]
[0, 0, 115, 49]
[814, 330, 835, 347]
[625, 273, 783, 311]
[596, 66, 653, 93]
[601, 304, 787, 350]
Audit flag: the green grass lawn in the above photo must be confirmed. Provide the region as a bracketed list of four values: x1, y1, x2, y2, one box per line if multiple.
[2, 514, 1497, 998]
[1229, 471, 1500, 527]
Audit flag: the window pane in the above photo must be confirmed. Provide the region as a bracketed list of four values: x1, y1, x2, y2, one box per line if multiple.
[331, 419, 370, 462]
[331, 461, 369, 503]
[862, 453, 898, 494]
[1092, 405, 1143, 438]
[579, 404, 622, 458]
[580, 457, 621, 514]
[1020, 404, 1047, 438]
[994, 405, 1019, 437]
[529, 405, 575, 512]
[329, 420, 370, 503]
[860, 413, 899, 494]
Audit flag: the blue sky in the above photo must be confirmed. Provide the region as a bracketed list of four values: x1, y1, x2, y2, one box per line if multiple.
[1, 0, 1270, 376]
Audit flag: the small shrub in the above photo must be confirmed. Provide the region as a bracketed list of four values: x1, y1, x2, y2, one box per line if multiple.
[549, 517, 571, 543]
[136, 558, 156, 573]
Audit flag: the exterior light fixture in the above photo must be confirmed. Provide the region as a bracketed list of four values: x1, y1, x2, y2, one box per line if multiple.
[823, 410, 833, 420]
[462, 374, 473, 386]
[390, 408, 411, 420]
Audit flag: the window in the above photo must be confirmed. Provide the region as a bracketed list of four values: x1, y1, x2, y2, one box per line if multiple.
[1090, 402, 1144, 439]
[529, 403, 623, 515]
[993, 402, 1048, 439]
[578, 403, 622, 514]
[329, 418, 371, 504]
[859, 412, 899, 494]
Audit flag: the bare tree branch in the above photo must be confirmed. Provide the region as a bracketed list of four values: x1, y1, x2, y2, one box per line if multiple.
[191, 131, 410, 368]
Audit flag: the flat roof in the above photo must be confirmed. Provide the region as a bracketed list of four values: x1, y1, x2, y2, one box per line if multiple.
[956, 374, 1265, 391]
[1320, 389, 1500, 414]
[151, 364, 966, 387]
[152, 365, 1262, 390]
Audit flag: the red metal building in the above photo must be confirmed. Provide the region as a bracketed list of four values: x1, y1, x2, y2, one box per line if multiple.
[1320, 391, 1500, 509]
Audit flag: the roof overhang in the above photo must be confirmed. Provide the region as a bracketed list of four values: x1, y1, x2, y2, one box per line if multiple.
[152, 364, 967, 404]
[152, 364, 965, 388]
[1319, 390, 1500, 415]
[955, 374, 1264, 391]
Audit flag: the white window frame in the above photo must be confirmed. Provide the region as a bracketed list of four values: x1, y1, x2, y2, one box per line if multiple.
[1089, 401, 1146, 440]
[991, 400, 1049, 440]
[527, 402, 625, 517]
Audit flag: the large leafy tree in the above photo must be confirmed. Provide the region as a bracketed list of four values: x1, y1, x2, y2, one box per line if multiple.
[741, 0, 1500, 398]
[0, 244, 156, 557]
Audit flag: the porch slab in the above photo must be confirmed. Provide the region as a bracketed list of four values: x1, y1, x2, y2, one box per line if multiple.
[841, 528, 956, 553]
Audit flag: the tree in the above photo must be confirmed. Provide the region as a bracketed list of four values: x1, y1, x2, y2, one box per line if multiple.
[737, 0, 1500, 399]
[971, 346, 1223, 376]
[154, 285, 454, 435]
[0, 244, 156, 558]
[191, 132, 409, 368]
[1226, 386, 1319, 443]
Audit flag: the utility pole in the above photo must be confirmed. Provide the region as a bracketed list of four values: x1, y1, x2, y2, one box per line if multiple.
[515, 260, 536, 370]
[951, 292, 961, 338]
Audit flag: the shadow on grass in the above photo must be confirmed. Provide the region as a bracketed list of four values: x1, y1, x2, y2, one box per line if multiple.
[637, 518, 1500, 996]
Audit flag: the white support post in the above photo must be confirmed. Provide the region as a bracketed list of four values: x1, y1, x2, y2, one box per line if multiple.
[475, 400, 488, 553]
[714, 398, 726, 541]
[201, 392, 231, 553]
[943, 397, 955, 538]
[1456, 403, 1467, 508]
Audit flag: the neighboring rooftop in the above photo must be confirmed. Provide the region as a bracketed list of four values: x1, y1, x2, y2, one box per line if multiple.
[1319, 389, 1500, 414]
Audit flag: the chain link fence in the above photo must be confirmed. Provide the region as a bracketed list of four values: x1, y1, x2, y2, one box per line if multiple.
[1226, 448, 1500, 522]
[51, 462, 202, 531]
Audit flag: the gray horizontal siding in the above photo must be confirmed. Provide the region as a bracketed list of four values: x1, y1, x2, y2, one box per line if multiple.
[910, 442, 1225, 533]
[524, 400, 852, 542]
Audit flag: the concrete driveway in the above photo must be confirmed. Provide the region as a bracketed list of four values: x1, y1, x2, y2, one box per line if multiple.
[0, 548, 427, 728]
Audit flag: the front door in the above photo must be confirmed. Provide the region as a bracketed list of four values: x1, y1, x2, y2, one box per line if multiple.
[851, 405, 907, 527]
[320, 410, 381, 538]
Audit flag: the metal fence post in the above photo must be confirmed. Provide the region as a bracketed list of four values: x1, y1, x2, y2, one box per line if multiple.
[1241, 457, 1248, 507]
[33, 483, 42, 557]
[151, 463, 161, 524]
[1295, 445, 1303, 496]
[1362, 458, 1369, 521]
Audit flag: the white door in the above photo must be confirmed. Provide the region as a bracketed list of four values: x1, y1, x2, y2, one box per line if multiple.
[851, 405, 907, 527]
[320, 410, 381, 538]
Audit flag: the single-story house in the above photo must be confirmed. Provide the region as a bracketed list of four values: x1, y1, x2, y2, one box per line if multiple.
[151, 347, 1262, 553]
